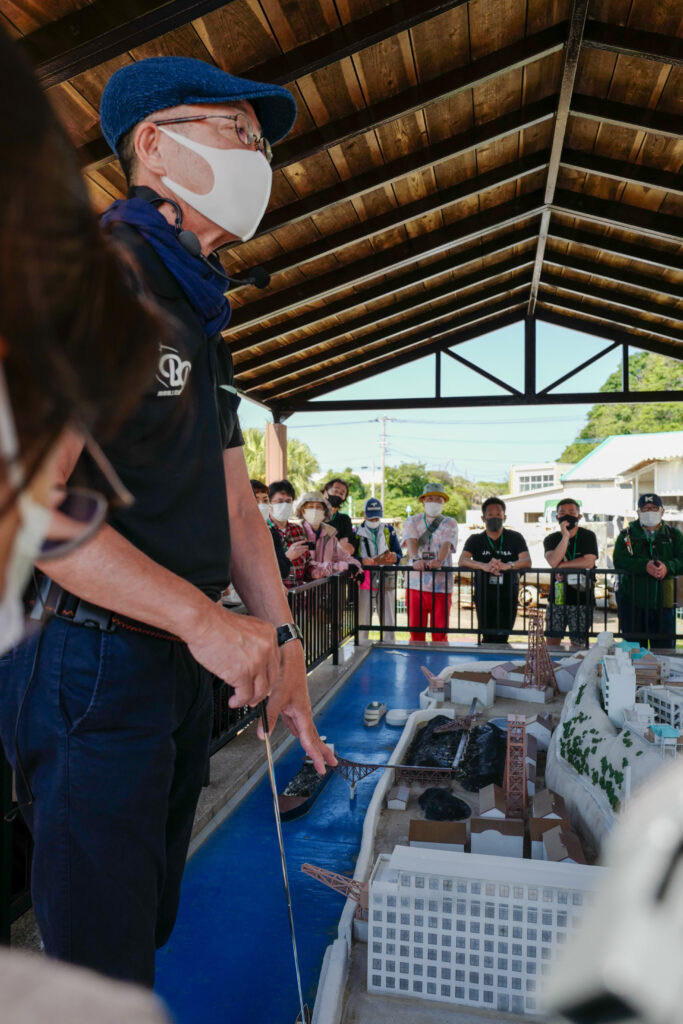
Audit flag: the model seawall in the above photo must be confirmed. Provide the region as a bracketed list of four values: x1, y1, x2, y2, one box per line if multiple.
[545, 645, 663, 852]
[312, 703, 449, 1024]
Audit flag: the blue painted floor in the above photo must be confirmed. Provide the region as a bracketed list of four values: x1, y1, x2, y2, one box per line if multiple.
[155, 647, 523, 1024]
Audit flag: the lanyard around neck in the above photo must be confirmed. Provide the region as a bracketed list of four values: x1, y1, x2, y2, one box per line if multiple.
[486, 531, 503, 555]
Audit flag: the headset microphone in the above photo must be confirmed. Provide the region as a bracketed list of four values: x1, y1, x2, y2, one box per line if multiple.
[138, 189, 270, 288]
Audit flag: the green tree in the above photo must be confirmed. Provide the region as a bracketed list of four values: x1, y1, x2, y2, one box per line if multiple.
[559, 353, 683, 462]
[241, 428, 319, 494]
[384, 462, 431, 498]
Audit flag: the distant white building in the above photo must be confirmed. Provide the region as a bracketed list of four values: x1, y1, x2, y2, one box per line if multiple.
[368, 845, 604, 1015]
[618, 435, 683, 513]
[640, 685, 683, 730]
[600, 650, 636, 727]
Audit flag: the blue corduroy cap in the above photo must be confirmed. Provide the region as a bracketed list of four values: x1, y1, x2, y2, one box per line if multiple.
[364, 497, 383, 518]
[100, 56, 297, 155]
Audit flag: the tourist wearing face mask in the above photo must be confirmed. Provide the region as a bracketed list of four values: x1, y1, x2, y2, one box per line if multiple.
[613, 494, 683, 649]
[460, 497, 530, 644]
[296, 492, 362, 579]
[403, 484, 458, 642]
[543, 498, 598, 648]
[355, 497, 403, 643]
[3, 56, 335, 988]
[323, 478, 355, 556]
[250, 479, 289, 581]
[267, 480, 311, 589]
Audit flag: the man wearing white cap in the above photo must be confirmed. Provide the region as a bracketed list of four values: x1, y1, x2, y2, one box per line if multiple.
[402, 484, 458, 642]
[355, 497, 403, 642]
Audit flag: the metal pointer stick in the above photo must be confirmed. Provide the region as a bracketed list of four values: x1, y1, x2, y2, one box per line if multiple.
[259, 700, 309, 1024]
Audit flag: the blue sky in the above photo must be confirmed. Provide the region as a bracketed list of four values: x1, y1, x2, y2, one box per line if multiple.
[238, 320, 630, 483]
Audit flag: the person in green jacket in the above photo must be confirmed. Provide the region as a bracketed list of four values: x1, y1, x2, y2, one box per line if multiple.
[613, 493, 683, 649]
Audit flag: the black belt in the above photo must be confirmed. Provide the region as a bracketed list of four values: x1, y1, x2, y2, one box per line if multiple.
[28, 577, 182, 643]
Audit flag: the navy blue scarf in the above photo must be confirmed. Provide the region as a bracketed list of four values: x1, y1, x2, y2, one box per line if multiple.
[100, 197, 231, 337]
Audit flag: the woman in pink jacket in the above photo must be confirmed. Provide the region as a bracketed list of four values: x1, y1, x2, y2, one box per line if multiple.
[295, 491, 362, 578]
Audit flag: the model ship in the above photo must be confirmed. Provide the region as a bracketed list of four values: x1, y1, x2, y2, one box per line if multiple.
[363, 701, 387, 726]
[278, 740, 336, 821]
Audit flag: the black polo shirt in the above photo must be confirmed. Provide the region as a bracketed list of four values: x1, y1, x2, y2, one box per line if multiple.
[97, 223, 243, 601]
[328, 510, 355, 546]
[463, 529, 528, 598]
[544, 527, 598, 606]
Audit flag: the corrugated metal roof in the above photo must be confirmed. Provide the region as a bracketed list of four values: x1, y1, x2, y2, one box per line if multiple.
[561, 431, 683, 481]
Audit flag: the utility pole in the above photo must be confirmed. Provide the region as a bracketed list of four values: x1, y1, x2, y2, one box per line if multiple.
[379, 416, 387, 509]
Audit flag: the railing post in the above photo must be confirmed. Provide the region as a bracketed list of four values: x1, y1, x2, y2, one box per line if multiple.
[353, 571, 359, 647]
[332, 573, 340, 665]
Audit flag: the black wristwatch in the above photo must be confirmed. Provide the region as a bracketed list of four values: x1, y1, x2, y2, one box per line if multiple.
[276, 622, 304, 648]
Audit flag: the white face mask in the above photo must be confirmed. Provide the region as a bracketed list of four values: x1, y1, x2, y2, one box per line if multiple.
[303, 508, 325, 529]
[365, 518, 381, 527]
[159, 127, 273, 242]
[639, 510, 663, 528]
[257, 503, 270, 521]
[271, 501, 293, 522]
[423, 501, 444, 517]
[0, 493, 51, 656]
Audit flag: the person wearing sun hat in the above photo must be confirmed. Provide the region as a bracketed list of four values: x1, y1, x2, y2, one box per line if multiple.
[18, 57, 336, 987]
[402, 483, 458, 642]
[614, 493, 683, 649]
[355, 497, 403, 643]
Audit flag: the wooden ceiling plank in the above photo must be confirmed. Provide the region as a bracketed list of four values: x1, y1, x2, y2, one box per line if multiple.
[227, 190, 548, 329]
[561, 148, 683, 196]
[537, 290, 683, 344]
[266, 296, 527, 403]
[255, 98, 555, 238]
[22, 0, 238, 88]
[542, 270, 683, 330]
[583, 20, 683, 66]
[536, 308, 683, 361]
[571, 93, 682, 139]
[548, 221, 683, 272]
[528, 0, 590, 315]
[240, 256, 535, 388]
[232, 225, 537, 356]
[552, 188, 683, 245]
[545, 249, 683, 301]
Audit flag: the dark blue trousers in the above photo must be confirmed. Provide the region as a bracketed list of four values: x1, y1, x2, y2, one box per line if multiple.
[0, 617, 213, 986]
[617, 596, 676, 650]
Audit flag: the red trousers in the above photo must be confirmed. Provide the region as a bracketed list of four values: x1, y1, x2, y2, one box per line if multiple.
[407, 588, 452, 642]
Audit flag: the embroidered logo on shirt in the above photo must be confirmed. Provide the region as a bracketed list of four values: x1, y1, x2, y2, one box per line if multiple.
[156, 345, 191, 397]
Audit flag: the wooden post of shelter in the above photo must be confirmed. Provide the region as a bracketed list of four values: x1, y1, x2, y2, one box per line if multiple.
[265, 421, 287, 484]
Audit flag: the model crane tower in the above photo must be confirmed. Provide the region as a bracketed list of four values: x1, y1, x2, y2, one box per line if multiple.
[301, 862, 368, 920]
[523, 609, 558, 691]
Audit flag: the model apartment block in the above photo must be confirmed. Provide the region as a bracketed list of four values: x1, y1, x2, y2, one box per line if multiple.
[599, 650, 636, 727]
[640, 685, 683, 730]
[367, 845, 603, 1015]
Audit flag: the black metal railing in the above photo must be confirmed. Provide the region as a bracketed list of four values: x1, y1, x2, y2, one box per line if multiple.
[358, 566, 681, 649]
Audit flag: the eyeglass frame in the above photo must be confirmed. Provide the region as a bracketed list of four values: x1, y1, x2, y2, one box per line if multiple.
[150, 113, 273, 163]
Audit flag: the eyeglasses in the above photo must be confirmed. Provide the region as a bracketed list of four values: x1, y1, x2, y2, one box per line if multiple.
[151, 113, 273, 163]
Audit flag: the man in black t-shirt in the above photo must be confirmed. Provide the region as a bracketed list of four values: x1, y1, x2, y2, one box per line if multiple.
[459, 497, 531, 643]
[323, 477, 356, 554]
[543, 498, 598, 647]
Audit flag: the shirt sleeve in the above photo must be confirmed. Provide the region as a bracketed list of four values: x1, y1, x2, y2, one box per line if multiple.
[543, 532, 559, 552]
[584, 530, 599, 557]
[215, 340, 243, 449]
[402, 516, 419, 541]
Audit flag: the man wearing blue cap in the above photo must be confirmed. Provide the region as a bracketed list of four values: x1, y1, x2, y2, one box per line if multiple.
[355, 498, 403, 642]
[13, 56, 335, 986]
[614, 494, 683, 648]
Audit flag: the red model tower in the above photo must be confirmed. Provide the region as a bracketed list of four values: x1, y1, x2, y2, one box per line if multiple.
[301, 862, 368, 920]
[523, 609, 557, 690]
[503, 714, 527, 818]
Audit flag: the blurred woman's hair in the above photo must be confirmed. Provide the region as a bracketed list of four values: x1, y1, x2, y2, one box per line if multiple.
[0, 27, 163, 494]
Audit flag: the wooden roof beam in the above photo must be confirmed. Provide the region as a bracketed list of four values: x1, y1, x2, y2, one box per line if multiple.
[571, 94, 682, 139]
[270, 304, 527, 411]
[536, 293, 683, 348]
[256, 99, 555, 239]
[22, 0, 234, 89]
[24, 0, 470, 89]
[536, 309, 683, 362]
[240, 259, 534, 390]
[552, 190, 683, 246]
[229, 178, 546, 333]
[255, 286, 530, 401]
[548, 223, 683, 273]
[528, 0, 589, 316]
[542, 271, 683, 338]
[78, 22, 567, 173]
[233, 225, 537, 360]
[583, 20, 683, 66]
[561, 149, 683, 197]
[544, 250, 683, 302]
